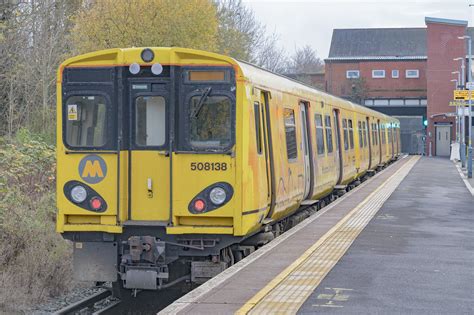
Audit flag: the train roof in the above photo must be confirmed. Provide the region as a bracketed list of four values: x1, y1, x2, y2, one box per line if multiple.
[59, 47, 397, 124]
[234, 59, 396, 122]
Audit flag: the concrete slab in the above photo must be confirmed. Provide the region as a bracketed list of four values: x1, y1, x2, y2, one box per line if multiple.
[298, 157, 474, 314]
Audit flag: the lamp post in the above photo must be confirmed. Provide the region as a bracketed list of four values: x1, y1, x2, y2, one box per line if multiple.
[454, 57, 466, 167]
[451, 78, 460, 144]
[458, 36, 472, 178]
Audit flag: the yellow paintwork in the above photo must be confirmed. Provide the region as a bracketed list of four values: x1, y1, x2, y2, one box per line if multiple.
[56, 47, 400, 238]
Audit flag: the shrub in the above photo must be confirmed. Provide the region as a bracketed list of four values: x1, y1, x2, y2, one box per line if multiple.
[0, 129, 73, 310]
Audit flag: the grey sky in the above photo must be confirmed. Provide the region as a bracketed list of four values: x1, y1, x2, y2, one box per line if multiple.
[244, 0, 471, 59]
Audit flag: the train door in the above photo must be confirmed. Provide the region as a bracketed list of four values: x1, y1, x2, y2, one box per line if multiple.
[389, 124, 394, 158]
[366, 117, 372, 169]
[333, 109, 343, 184]
[128, 80, 171, 222]
[377, 120, 382, 164]
[262, 92, 276, 219]
[299, 102, 313, 200]
[254, 99, 270, 214]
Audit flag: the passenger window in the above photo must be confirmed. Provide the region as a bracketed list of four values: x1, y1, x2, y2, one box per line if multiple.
[325, 115, 333, 153]
[136, 96, 166, 146]
[315, 114, 325, 155]
[358, 121, 363, 148]
[376, 125, 379, 145]
[348, 119, 354, 149]
[381, 125, 386, 144]
[66, 95, 108, 147]
[342, 119, 349, 151]
[284, 108, 298, 160]
[363, 121, 368, 147]
[254, 102, 262, 154]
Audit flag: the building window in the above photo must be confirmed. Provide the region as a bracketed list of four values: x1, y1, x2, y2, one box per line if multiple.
[406, 69, 419, 78]
[389, 99, 404, 106]
[405, 99, 420, 106]
[374, 99, 389, 106]
[372, 70, 385, 78]
[284, 108, 297, 160]
[391, 70, 399, 78]
[346, 70, 360, 79]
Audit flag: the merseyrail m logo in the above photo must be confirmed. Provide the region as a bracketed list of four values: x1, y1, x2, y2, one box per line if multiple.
[78, 155, 107, 184]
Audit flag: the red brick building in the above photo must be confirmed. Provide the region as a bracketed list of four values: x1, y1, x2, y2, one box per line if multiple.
[324, 17, 471, 156]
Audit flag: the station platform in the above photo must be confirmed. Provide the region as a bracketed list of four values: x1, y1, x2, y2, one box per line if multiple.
[160, 156, 474, 315]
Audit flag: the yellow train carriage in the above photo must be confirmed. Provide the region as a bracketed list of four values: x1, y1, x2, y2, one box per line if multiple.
[56, 47, 400, 293]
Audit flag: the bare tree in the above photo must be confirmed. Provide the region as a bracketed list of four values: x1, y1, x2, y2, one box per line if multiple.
[288, 45, 324, 74]
[0, 0, 81, 139]
[215, 0, 287, 73]
[254, 31, 288, 73]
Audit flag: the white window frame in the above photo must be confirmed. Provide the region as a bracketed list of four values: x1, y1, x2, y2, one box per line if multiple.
[346, 70, 360, 79]
[391, 70, 399, 78]
[406, 69, 419, 78]
[372, 70, 385, 78]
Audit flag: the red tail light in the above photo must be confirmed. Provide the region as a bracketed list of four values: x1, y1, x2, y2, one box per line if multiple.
[194, 199, 206, 212]
[90, 197, 103, 210]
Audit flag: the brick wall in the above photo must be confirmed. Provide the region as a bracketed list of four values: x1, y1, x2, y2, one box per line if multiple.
[325, 60, 427, 100]
[426, 20, 466, 155]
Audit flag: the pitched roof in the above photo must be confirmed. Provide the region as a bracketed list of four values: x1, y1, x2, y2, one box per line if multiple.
[327, 28, 427, 61]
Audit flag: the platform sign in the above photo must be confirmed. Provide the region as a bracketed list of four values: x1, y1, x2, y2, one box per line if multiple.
[466, 82, 474, 90]
[454, 90, 474, 100]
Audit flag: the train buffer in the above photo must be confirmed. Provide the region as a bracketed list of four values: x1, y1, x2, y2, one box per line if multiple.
[160, 156, 473, 314]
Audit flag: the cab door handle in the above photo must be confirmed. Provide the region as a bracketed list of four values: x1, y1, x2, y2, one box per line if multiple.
[147, 178, 153, 198]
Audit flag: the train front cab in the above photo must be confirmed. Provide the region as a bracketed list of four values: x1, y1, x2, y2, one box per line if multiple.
[56, 48, 250, 290]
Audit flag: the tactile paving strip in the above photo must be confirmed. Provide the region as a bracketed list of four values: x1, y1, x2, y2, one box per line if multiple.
[240, 156, 420, 315]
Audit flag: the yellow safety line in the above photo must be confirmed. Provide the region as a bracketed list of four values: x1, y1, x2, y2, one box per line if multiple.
[236, 156, 419, 315]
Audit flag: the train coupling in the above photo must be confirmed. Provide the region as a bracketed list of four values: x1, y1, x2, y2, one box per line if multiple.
[119, 236, 169, 290]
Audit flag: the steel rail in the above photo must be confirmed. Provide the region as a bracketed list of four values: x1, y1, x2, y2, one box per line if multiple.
[53, 290, 113, 315]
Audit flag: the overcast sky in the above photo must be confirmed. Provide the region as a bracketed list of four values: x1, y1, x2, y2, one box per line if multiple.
[243, 0, 472, 59]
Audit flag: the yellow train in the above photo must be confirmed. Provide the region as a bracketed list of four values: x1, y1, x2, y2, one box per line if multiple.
[56, 47, 400, 294]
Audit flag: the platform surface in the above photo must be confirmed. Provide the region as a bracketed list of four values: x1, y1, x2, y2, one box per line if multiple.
[159, 157, 473, 315]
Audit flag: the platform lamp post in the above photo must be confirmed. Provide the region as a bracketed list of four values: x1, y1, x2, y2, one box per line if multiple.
[454, 57, 466, 168]
[451, 71, 461, 144]
[451, 78, 460, 144]
[458, 35, 472, 178]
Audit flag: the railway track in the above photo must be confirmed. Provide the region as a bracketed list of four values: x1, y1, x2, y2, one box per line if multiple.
[53, 289, 121, 315]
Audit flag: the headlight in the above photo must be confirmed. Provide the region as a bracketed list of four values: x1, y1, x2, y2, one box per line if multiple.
[141, 48, 154, 62]
[209, 187, 226, 205]
[71, 185, 87, 203]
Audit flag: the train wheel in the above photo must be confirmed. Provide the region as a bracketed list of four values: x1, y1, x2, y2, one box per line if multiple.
[233, 250, 243, 262]
[112, 280, 132, 301]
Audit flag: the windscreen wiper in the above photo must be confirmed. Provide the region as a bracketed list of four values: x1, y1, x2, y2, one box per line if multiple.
[192, 86, 212, 118]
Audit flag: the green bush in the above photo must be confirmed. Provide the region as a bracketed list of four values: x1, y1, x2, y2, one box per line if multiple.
[0, 129, 73, 310]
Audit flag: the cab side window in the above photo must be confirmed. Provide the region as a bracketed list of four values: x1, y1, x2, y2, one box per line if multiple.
[254, 102, 262, 154]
